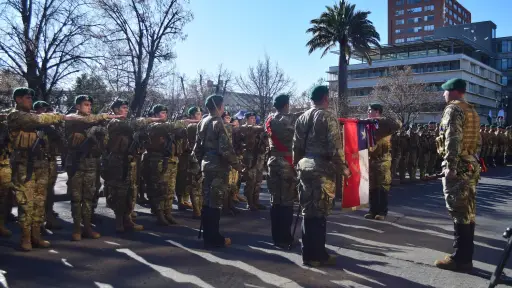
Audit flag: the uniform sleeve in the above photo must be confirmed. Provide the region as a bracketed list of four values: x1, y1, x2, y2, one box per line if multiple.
[326, 113, 347, 171]
[443, 104, 464, 170]
[8, 111, 64, 129]
[292, 115, 306, 166]
[131, 117, 154, 130]
[192, 120, 204, 164]
[215, 121, 240, 166]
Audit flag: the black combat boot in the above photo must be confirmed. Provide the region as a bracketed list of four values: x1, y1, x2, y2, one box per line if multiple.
[302, 217, 335, 267]
[435, 223, 473, 271]
[203, 207, 230, 249]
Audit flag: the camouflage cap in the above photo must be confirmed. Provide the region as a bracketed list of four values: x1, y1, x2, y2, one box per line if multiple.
[441, 78, 466, 92]
[310, 86, 329, 102]
[187, 106, 201, 116]
[204, 94, 223, 108]
[244, 112, 256, 119]
[75, 95, 93, 105]
[12, 87, 35, 100]
[33, 101, 50, 110]
[110, 99, 129, 110]
[273, 94, 290, 109]
[151, 104, 167, 115]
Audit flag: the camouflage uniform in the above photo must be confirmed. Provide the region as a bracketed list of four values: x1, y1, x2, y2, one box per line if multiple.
[487, 126, 497, 167]
[407, 126, 420, 180]
[241, 125, 267, 210]
[266, 111, 301, 247]
[398, 128, 409, 182]
[506, 127, 512, 163]
[418, 126, 430, 180]
[366, 117, 401, 218]
[390, 131, 401, 178]
[496, 127, 507, 166]
[427, 127, 438, 175]
[293, 107, 348, 264]
[193, 111, 241, 248]
[43, 124, 64, 230]
[0, 114, 12, 237]
[66, 113, 110, 241]
[143, 121, 187, 226]
[8, 109, 65, 250]
[436, 98, 480, 268]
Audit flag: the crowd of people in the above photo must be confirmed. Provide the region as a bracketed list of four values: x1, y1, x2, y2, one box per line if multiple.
[0, 77, 504, 272]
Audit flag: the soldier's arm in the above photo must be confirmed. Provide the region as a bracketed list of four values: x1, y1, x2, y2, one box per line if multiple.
[326, 114, 349, 173]
[443, 105, 464, 170]
[8, 111, 64, 129]
[215, 121, 241, 169]
[131, 117, 164, 130]
[292, 115, 306, 167]
[192, 120, 204, 164]
[65, 113, 110, 123]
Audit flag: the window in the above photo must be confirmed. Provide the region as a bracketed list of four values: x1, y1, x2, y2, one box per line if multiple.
[424, 15, 434, 21]
[479, 85, 485, 95]
[458, 7, 462, 13]
[503, 76, 509, 86]
[424, 25, 434, 31]
[408, 26, 423, 33]
[457, 16, 462, 22]
[408, 17, 422, 24]
[449, 19, 453, 25]
[396, 0, 404, 5]
[408, 7, 422, 13]
[407, 0, 421, 3]
[407, 36, 422, 42]
[395, 29, 402, 34]
[454, 4, 458, 10]
[424, 5, 434, 11]
[396, 19, 405, 25]
[447, 0, 453, 5]
[395, 38, 405, 44]
[468, 83, 477, 93]
[395, 9, 404, 16]
[499, 40, 512, 53]
[449, 9, 453, 15]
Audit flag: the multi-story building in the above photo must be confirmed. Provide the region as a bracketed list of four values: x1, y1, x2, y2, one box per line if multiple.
[389, 0, 471, 45]
[328, 21, 505, 123]
[495, 37, 512, 120]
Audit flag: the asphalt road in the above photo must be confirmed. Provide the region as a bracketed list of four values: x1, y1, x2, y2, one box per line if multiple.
[1, 167, 512, 288]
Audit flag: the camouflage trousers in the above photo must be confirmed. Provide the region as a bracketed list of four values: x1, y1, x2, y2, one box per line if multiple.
[243, 168, 264, 206]
[45, 159, 58, 215]
[93, 158, 101, 211]
[398, 152, 408, 181]
[176, 154, 190, 202]
[142, 153, 173, 212]
[408, 151, 418, 180]
[267, 156, 296, 207]
[442, 162, 480, 224]
[105, 155, 137, 216]
[0, 158, 12, 220]
[12, 159, 49, 229]
[67, 157, 98, 225]
[418, 152, 430, 178]
[391, 151, 401, 177]
[297, 158, 335, 219]
[202, 169, 230, 209]
[228, 168, 239, 199]
[427, 151, 437, 175]
[369, 158, 392, 192]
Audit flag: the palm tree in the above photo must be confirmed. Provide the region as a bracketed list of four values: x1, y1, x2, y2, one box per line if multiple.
[306, 0, 380, 115]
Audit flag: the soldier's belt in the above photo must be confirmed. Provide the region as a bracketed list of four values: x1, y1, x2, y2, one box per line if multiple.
[305, 152, 331, 160]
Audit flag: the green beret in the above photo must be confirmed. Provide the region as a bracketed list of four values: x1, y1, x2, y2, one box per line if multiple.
[310, 86, 329, 102]
[369, 103, 383, 112]
[485, 124, 490, 128]
[480, 124, 485, 128]
[499, 126, 505, 129]
[244, 112, 256, 119]
[204, 94, 224, 108]
[423, 124, 429, 128]
[12, 87, 35, 100]
[33, 101, 50, 110]
[273, 94, 290, 109]
[187, 106, 201, 116]
[151, 104, 167, 115]
[75, 95, 93, 105]
[491, 124, 497, 128]
[441, 78, 466, 91]
[110, 99, 129, 110]
[428, 121, 436, 125]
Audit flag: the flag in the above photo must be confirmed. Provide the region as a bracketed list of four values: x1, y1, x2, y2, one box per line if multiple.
[339, 118, 375, 210]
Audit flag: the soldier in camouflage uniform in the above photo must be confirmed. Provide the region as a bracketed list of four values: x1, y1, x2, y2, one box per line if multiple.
[193, 95, 243, 248]
[390, 130, 401, 179]
[363, 104, 401, 220]
[417, 125, 429, 180]
[220, 111, 241, 216]
[434, 78, 480, 271]
[479, 124, 487, 167]
[407, 124, 420, 181]
[105, 99, 164, 232]
[487, 125, 498, 168]
[266, 94, 303, 248]
[506, 126, 512, 164]
[0, 112, 12, 237]
[66, 95, 121, 241]
[33, 101, 64, 231]
[398, 126, 409, 183]
[293, 86, 351, 267]
[496, 126, 507, 166]
[241, 112, 267, 211]
[176, 106, 204, 219]
[426, 122, 438, 175]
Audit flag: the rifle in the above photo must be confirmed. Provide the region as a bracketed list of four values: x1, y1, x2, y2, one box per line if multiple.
[289, 203, 301, 250]
[25, 129, 46, 182]
[67, 128, 95, 179]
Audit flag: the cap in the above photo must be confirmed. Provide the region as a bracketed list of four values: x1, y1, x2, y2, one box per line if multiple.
[75, 95, 93, 105]
[441, 78, 466, 92]
[188, 106, 201, 116]
[244, 112, 256, 119]
[204, 94, 223, 108]
[33, 101, 50, 110]
[368, 103, 383, 113]
[110, 99, 129, 110]
[310, 86, 329, 102]
[273, 94, 290, 109]
[12, 87, 35, 100]
[491, 124, 497, 128]
[428, 121, 436, 125]
[151, 104, 167, 115]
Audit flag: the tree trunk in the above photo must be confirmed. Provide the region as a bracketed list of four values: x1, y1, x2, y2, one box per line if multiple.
[131, 85, 146, 117]
[338, 53, 349, 116]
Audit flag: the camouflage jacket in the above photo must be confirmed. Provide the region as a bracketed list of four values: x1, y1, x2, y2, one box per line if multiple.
[369, 117, 401, 161]
[65, 113, 110, 157]
[265, 111, 302, 162]
[106, 118, 154, 155]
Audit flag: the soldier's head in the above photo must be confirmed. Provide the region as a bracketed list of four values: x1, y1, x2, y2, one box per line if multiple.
[273, 94, 290, 113]
[33, 101, 51, 114]
[428, 121, 436, 130]
[110, 99, 129, 117]
[367, 103, 383, 119]
[441, 78, 466, 103]
[13, 87, 35, 111]
[75, 95, 93, 115]
[480, 124, 485, 131]
[151, 104, 168, 121]
[231, 118, 239, 128]
[205, 94, 224, 116]
[187, 106, 202, 121]
[245, 112, 256, 125]
[221, 111, 231, 124]
[491, 124, 497, 132]
[485, 124, 490, 132]
[310, 86, 329, 108]
[499, 126, 505, 133]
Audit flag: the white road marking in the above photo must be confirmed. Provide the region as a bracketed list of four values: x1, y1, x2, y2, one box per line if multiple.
[327, 220, 384, 233]
[94, 282, 114, 288]
[104, 241, 121, 246]
[144, 232, 161, 237]
[331, 280, 373, 288]
[61, 259, 73, 268]
[117, 249, 214, 288]
[166, 239, 303, 288]
[342, 270, 385, 286]
[48, 250, 59, 254]
[0, 270, 8, 288]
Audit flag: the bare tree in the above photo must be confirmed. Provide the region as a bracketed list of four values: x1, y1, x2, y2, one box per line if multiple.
[0, 0, 97, 101]
[360, 66, 440, 124]
[0, 69, 26, 106]
[236, 55, 295, 119]
[94, 0, 192, 116]
[290, 78, 326, 112]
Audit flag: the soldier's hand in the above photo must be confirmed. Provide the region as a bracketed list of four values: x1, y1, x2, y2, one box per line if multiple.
[444, 168, 457, 179]
[342, 166, 352, 178]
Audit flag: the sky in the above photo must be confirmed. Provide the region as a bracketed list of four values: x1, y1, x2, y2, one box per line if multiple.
[174, 0, 512, 94]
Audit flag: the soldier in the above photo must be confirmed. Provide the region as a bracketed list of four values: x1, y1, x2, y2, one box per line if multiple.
[506, 126, 512, 164]
[143, 105, 189, 226]
[293, 86, 351, 267]
[0, 111, 11, 237]
[242, 112, 267, 211]
[398, 126, 409, 183]
[407, 124, 420, 181]
[417, 125, 429, 180]
[497, 126, 507, 166]
[105, 99, 164, 232]
[426, 122, 438, 175]
[390, 130, 401, 179]
[32, 101, 63, 231]
[230, 117, 246, 205]
[220, 111, 240, 216]
[434, 78, 480, 271]
[479, 124, 487, 167]
[363, 104, 401, 220]
[266, 94, 303, 248]
[193, 95, 243, 248]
